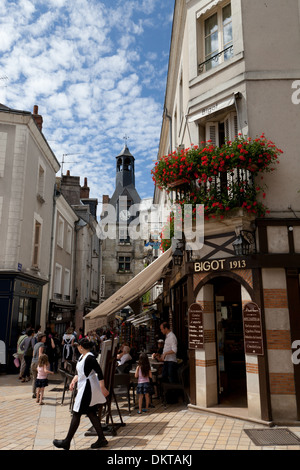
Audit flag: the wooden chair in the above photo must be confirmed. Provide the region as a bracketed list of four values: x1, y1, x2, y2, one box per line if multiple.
[113, 373, 132, 414]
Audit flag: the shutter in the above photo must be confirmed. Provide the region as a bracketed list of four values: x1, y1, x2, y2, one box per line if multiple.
[223, 112, 238, 141]
[205, 122, 219, 146]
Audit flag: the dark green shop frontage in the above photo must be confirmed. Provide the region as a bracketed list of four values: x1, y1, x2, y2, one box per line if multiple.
[0, 273, 46, 371]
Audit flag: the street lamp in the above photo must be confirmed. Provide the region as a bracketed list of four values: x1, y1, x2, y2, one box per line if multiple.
[232, 230, 256, 256]
[173, 246, 184, 266]
[172, 238, 184, 266]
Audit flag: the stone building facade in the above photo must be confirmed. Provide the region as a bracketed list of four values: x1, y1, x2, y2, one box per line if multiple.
[154, 0, 300, 423]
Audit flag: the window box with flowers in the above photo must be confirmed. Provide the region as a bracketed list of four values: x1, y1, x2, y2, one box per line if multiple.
[152, 134, 283, 251]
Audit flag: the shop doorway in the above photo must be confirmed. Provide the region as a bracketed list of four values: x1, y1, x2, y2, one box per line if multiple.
[212, 277, 247, 407]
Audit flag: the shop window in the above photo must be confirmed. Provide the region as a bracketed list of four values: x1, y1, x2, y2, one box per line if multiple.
[198, 2, 233, 74]
[32, 221, 41, 268]
[118, 256, 131, 273]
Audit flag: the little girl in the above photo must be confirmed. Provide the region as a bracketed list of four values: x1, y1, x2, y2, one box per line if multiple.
[135, 353, 153, 414]
[35, 354, 54, 405]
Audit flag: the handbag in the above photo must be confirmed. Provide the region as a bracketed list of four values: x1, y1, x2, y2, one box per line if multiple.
[14, 357, 20, 368]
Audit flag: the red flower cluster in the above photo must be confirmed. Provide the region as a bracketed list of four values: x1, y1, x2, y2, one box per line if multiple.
[152, 135, 283, 238]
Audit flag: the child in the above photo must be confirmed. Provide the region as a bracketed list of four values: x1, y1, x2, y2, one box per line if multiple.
[35, 354, 54, 405]
[135, 353, 153, 414]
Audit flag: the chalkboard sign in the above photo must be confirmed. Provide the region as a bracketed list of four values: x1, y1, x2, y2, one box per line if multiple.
[188, 303, 204, 350]
[243, 302, 264, 356]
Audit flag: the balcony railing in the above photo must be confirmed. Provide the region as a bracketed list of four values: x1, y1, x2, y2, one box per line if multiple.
[198, 45, 234, 73]
[174, 168, 254, 204]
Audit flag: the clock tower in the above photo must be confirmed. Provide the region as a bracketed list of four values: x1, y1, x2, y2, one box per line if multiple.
[100, 143, 144, 308]
[109, 143, 141, 222]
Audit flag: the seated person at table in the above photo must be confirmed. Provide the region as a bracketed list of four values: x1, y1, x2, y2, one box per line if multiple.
[152, 339, 164, 361]
[117, 345, 132, 366]
[117, 342, 128, 358]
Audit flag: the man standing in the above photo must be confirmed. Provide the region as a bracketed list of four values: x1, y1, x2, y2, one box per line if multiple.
[159, 321, 178, 383]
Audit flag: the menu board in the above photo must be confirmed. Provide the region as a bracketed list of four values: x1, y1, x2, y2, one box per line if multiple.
[243, 302, 264, 355]
[188, 303, 204, 350]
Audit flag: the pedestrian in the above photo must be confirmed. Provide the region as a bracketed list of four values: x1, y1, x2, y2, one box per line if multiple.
[135, 352, 153, 414]
[35, 354, 54, 405]
[16, 331, 27, 380]
[50, 332, 61, 373]
[53, 338, 109, 450]
[20, 328, 36, 382]
[31, 333, 47, 398]
[159, 321, 178, 383]
[61, 327, 76, 368]
[45, 330, 56, 371]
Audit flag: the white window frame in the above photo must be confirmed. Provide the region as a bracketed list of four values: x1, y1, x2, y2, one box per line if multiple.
[66, 224, 72, 254]
[205, 111, 238, 145]
[64, 268, 71, 299]
[37, 160, 46, 203]
[32, 219, 42, 268]
[54, 263, 62, 296]
[57, 216, 64, 248]
[198, 2, 233, 73]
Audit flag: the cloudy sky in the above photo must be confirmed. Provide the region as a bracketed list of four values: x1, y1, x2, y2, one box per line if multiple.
[0, 0, 174, 206]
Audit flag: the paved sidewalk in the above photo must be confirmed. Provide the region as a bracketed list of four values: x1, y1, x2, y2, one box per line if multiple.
[1, 372, 300, 451]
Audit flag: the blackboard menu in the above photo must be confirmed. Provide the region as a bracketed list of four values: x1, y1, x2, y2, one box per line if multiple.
[243, 302, 264, 355]
[188, 303, 204, 350]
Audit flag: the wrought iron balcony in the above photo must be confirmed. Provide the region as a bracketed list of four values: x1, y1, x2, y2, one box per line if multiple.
[198, 45, 234, 73]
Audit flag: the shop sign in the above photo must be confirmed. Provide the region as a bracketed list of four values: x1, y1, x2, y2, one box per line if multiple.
[16, 280, 40, 297]
[194, 258, 247, 273]
[100, 275, 105, 298]
[188, 303, 204, 350]
[243, 302, 264, 356]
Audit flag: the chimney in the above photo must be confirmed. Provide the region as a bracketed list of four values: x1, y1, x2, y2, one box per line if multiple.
[102, 195, 110, 204]
[80, 177, 90, 199]
[32, 105, 43, 131]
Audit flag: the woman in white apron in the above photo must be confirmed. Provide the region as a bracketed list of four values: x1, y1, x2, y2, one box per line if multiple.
[53, 338, 109, 450]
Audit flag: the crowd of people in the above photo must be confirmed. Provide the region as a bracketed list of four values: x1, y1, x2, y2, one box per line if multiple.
[13, 320, 180, 449]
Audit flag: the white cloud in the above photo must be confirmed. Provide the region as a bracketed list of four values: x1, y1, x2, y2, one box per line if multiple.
[0, 0, 173, 203]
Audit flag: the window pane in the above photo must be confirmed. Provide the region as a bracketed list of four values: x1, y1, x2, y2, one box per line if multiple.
[223, 4, 232, 23]
[205, 31, 219, 56]
[223, 4, 233, 60]
[223, 23, 232, 46]
[205, 13, 219, 70]
[205, 13, 218, 36]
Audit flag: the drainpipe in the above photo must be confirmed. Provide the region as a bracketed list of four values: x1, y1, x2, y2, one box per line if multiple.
[164, 106, 173, 152]
[234, 91, 243, 135]
[47, 183, 58, 327]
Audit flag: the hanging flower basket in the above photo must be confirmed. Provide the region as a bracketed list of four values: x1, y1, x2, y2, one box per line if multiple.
[152, 134, 283, 228]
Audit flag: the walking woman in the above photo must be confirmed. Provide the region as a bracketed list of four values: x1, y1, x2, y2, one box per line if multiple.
[53, 338, 109, 450]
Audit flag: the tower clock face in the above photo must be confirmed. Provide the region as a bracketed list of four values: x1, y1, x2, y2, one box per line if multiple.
[120, 209, 130, 221]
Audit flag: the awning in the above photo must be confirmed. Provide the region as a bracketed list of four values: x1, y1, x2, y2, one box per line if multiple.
[84, 249, 172, 332]
[196, 0, 222, 19]
[188, 96, 235, 123]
